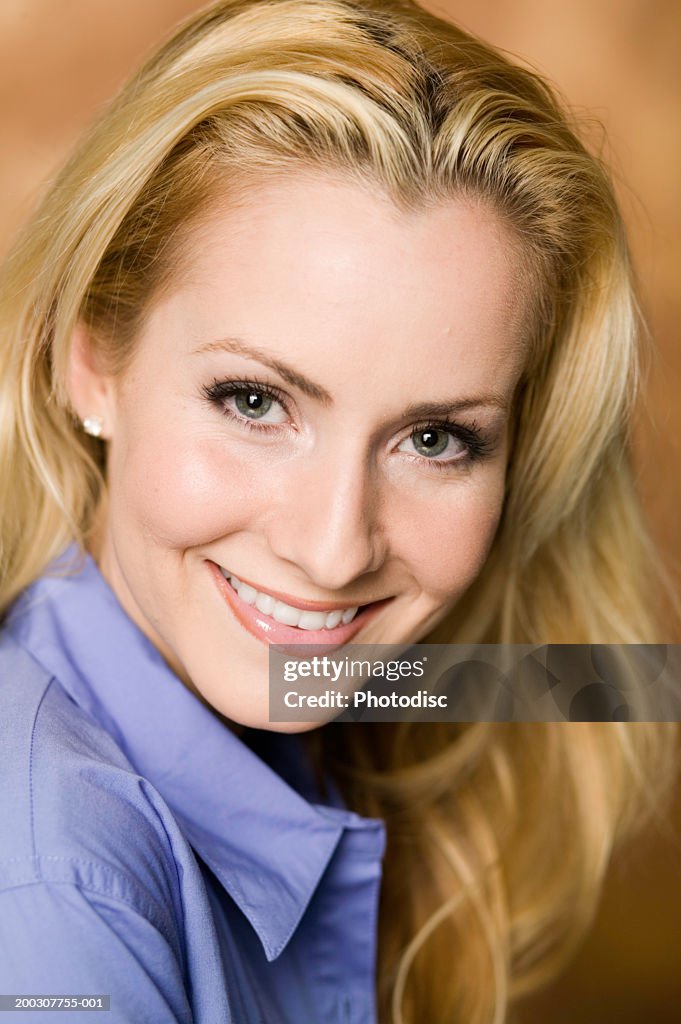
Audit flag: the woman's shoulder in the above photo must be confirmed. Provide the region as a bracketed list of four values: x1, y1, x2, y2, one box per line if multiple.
[0, 628, 185, 941]
[0, 631, 206, 1020]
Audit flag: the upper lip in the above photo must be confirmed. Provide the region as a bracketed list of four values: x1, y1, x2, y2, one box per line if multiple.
[211, 561, 376, 613]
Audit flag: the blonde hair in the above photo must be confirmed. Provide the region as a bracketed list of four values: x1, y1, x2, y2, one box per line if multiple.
[0, 1, 676, 1021]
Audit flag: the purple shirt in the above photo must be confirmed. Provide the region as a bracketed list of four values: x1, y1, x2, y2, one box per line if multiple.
[0, 547, 386, 1023]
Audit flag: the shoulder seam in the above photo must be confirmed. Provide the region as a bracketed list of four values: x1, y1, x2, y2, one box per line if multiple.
[0, 854, 177, 944]
[28, 676, 56, 860]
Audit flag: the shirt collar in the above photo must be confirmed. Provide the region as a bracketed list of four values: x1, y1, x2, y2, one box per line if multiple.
[6, 545, 385, 962]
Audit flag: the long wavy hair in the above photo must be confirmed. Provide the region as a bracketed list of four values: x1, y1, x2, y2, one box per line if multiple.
[0, 1, 677, 1021]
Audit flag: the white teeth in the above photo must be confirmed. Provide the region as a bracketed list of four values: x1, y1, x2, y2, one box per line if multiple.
[272, 600, 301, 627]
[238, 582, 257, 606]
[255, 591, 275, 616]
[220, 566, 361, 631]
[298, 610, 328, 631]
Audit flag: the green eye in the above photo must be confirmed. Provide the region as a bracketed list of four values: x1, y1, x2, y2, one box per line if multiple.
[410, 427, 451, 458]
[235, 390, 274, 419]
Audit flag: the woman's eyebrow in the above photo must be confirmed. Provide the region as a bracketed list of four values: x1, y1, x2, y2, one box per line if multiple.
[193, 336, 333, 404]
[193, 336, 509, 416]
[402, 396, 509, 419]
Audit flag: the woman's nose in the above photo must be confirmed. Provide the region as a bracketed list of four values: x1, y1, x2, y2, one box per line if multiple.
[264, 455, 387, 593]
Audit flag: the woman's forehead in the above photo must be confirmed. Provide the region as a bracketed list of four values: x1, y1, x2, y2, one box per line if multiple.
[147, 171, 531, 380]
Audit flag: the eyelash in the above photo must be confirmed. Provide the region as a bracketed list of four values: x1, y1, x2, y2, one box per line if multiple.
[201, 378, 495, 469]
[202, 377, 290, 433]
[407, 419, 493, 469]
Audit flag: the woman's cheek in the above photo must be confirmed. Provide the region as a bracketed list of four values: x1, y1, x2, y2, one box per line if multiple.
[394, 474, 505, 596]
[114, 433, 264, 549]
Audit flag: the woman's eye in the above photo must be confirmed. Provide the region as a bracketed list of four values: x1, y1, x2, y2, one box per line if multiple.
[399, 426, 467, 462]
[234, 389, 276, 420]
[203, 381, 290, 426]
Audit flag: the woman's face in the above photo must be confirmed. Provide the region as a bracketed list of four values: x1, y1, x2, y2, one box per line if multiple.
[74, 172, 530, 730]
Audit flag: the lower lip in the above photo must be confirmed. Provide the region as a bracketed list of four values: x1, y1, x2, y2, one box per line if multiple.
[207, 561, 389, 651]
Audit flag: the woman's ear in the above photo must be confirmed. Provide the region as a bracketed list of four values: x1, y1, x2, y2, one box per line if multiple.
[66, 322, 117, 441]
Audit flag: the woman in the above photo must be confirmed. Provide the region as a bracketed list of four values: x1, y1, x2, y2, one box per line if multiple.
[0, 0, 676, 1021]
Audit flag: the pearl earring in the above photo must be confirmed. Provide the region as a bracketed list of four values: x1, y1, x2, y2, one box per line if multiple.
[82, 415, 104, 438]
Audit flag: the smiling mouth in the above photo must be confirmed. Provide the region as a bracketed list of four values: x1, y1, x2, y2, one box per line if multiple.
[219, 567, 361, 630]
[206, 560, 389, 648]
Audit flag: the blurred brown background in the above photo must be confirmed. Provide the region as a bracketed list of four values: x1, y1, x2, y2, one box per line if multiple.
[1, 1, 679, 1020]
